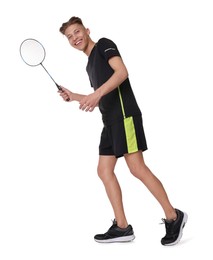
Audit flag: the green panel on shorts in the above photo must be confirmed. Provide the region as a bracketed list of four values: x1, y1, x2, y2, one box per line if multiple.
[124, 116, 138, 153]
[118, 86, 138, 153]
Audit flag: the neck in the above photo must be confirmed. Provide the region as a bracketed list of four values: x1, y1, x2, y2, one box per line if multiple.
[84, 39, 96, 56]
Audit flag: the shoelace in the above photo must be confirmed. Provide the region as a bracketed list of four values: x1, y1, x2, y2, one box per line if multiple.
[160, 218, 176, 235]
[111, 219, 117, 225]
[107, 219, 117, 231]
[160, 218, 176, 224]
[160, 218, 166, 225]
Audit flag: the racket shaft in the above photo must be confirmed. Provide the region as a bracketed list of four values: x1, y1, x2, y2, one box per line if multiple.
[40, 63, 69, 101]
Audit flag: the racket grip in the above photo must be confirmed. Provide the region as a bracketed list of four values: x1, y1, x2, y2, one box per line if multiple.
[56, 83, 70, 101]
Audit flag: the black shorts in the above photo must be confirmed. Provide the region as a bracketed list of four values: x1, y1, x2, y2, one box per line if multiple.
[99, 115, 148, 158]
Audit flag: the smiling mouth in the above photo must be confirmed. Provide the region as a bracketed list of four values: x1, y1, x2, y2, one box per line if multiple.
[75, 40, 82, 46]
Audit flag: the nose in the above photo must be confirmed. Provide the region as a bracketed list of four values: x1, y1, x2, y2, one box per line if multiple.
[73, 33, 78, 41]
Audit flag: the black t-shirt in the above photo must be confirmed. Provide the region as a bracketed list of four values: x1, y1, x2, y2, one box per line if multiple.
[86, 37, 141, 126]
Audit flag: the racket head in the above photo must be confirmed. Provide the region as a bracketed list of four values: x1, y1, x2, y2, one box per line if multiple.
[20, 38, 46, 66]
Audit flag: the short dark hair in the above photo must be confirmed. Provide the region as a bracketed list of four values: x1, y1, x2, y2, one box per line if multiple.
[59, 16, 84, 35]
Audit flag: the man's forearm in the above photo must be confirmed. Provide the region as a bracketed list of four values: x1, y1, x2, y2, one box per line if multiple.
[72, 93, 86, 102]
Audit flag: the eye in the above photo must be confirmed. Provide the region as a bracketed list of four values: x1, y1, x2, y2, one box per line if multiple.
[74, 29, 80, 35]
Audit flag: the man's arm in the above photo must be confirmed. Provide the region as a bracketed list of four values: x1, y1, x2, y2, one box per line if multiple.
[98, 56, 128, 96]
[58, 87, 86, 102]
[79, 56, 128, 112]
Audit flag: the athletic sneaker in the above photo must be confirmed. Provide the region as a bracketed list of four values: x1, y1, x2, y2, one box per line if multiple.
[94, 219, 135, 243]
[161, 208, 188, 246]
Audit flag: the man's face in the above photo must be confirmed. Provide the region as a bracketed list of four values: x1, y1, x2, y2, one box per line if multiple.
[64, 24, 90, 52]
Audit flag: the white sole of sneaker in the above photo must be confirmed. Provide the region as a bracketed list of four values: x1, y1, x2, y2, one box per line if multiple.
[94, 234, 135, 243]
[165, 212, 188, 246]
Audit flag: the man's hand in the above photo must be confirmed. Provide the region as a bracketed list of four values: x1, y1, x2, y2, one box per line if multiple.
[79, 90, 101, 112]
[58, 87, 73, 102]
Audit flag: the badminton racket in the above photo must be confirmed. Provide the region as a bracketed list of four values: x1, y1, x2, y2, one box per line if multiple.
[20, 38, 69, 101]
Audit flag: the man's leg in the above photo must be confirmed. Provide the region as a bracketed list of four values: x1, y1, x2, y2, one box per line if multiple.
[94, 155, 135, 243]
[124, 151, 176, 220]
[124, 151, 188, 246]
[97, 155, 128, 228]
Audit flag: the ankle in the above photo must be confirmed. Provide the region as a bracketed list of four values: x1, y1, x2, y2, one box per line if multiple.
[116, 220, 128, 229]
[165, 209, 177, 221]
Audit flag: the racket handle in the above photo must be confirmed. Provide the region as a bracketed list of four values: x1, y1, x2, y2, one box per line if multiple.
[56, 83, 70, 101]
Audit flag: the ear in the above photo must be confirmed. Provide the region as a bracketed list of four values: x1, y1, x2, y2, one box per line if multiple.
[86, 28, 90, 35]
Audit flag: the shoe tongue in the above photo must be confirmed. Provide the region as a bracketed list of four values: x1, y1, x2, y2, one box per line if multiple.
[112, 219, 117, 225]
[165, 219, 174, 223]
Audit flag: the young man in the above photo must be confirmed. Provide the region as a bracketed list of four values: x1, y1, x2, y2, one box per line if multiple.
[58, 16, 187, 245]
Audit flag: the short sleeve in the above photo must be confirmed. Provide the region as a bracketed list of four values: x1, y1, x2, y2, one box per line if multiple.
[97, 38, 121, 61]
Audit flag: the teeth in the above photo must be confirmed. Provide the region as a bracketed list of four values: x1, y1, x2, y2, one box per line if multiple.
[76, 40, 81, 46]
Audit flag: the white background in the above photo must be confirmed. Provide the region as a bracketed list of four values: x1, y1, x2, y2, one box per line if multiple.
[1, 0, 213, 259]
